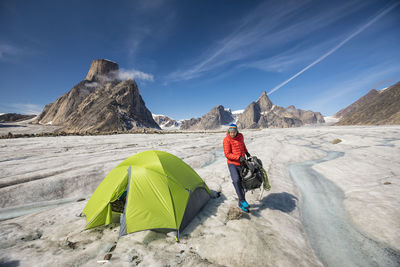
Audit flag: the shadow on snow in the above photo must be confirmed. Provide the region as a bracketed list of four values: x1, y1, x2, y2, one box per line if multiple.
[251, 192, 297, 217]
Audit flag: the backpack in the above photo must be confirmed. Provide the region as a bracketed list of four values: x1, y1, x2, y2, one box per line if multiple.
[240, 156, 265, 191]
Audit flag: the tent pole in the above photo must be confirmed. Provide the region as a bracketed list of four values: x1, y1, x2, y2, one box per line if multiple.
[119, 166, 131, 237]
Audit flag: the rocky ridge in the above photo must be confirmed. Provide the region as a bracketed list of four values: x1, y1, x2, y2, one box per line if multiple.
[237, 92, 325, 129]
[180, 105, 234, 130]
[34, 59, 160, 132]
[334, 89, 379, 119]
[335, 81, 400, 125]
[0, 113, 36, 123]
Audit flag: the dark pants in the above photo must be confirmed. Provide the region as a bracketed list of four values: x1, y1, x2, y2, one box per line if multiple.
[228, 164, 246, 203]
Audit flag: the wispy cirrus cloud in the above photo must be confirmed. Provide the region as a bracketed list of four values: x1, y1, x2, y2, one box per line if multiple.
[239, 37, 338, 73]
[126, 1, 177, 60]
[0, 43, 22, 61]
[166, 0, 368, 83]
[267, 1, 400, 95]
[127, 27, 153, 60]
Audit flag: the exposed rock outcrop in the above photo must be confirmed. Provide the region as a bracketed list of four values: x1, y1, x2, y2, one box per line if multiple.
[237, 92, 324, 129]
[257, 91, 273, 112]
[34, 59, 160, 132]
[335, 81, 400, 125]
[334, 89, 379, 119]
[282, 105, 325, 124]
[180, 118, 202, 130]
[180, 105, 234, 130]
[0, 113, 36, 123]
[85, 59, 119, 81]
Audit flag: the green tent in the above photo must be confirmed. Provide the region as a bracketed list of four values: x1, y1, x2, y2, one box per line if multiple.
[83, 150, 210, 239]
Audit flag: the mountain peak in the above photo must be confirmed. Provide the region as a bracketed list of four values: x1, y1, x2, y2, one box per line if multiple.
[335, 81, 400, 125]
[237, 91, 324, 129]
[257, 91, 273, 112]
[85, 59, 119, 81]
[180, 105, 234, 130]
[35, 59, 160, 132]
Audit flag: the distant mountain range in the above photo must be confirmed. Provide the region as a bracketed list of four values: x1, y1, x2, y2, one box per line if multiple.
[7, 65, 398, 132]
[0, 113, 36, 123]
[153, 109, 244, 130]
[237, 92, 324, 129]
[27, 59, 329, 133]
[153, 92, 324, 130]
[335, 81, 400, 125]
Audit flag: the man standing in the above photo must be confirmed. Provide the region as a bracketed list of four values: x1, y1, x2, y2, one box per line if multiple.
[223, 123, 251, 212]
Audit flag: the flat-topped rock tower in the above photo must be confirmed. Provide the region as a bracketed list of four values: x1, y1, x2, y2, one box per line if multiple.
[34, 59, 160, 132]
[85, 59, 119, 81]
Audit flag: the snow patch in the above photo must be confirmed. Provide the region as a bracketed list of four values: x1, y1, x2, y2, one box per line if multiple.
[378, 87, 388, 94]
[152, 114, 165, 117]
[323, 116, 339, 124]
[229, 110, 244, 124]
[232, 109, 244, 115]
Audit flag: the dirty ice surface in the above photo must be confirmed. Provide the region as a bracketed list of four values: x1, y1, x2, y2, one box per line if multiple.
[1, 125, 399, 266]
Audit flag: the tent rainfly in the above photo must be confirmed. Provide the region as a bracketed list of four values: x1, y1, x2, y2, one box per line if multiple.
[83, 150, 210, 239]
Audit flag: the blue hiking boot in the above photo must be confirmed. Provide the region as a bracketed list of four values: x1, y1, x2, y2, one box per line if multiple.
[240, 201, 250, 209]
[239, 202, 249, 212]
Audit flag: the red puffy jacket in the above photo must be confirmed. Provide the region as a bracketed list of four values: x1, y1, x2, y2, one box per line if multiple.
[223, 132, 248, 166]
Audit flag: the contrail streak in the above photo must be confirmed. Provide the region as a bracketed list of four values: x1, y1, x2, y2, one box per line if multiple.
[267, 2, 399, 95]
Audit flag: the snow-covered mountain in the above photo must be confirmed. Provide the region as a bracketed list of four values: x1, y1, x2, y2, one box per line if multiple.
[152, 114, 181, 129]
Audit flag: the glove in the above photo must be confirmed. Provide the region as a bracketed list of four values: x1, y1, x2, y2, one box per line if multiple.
[239, 156, 246, 164]
[246, 152, 251, 158]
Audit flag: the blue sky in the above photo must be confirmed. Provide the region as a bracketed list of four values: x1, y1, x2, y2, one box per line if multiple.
[0, 0, 399, 119]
